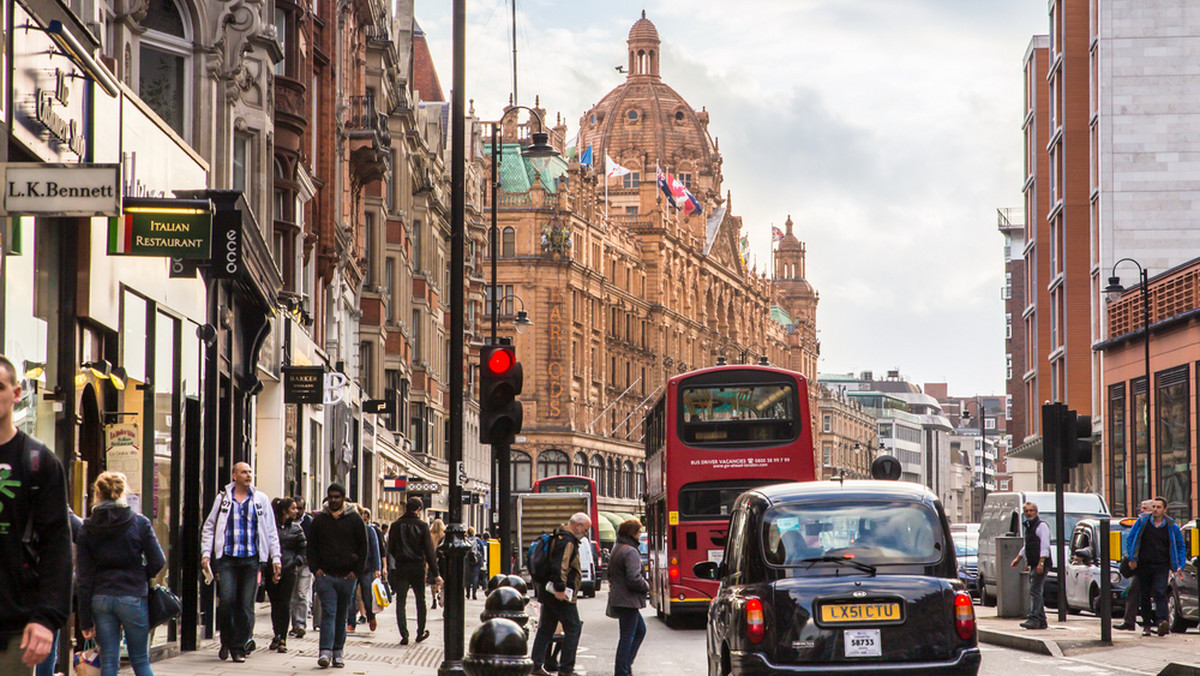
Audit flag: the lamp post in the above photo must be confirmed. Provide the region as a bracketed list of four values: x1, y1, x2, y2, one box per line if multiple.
[1104, 258, 1151, 505]
[713, 342, 770, 366]
[489, 104, 558, 576]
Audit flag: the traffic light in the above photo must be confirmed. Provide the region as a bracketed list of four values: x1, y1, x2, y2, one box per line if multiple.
[1041, 402, 1063, 484]
[1061, 408, 1093, 469]
[479, 344, 523, 445]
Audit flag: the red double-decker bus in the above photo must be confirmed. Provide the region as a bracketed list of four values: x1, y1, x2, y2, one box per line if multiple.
[644, 364, 816, 623]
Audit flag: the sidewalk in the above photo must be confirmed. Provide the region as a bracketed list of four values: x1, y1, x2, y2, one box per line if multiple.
[133, 592, 487, 675]
[976, 606, 1200, 676]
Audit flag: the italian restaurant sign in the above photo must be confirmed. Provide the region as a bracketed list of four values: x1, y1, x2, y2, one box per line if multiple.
[108, 200, 212, 258]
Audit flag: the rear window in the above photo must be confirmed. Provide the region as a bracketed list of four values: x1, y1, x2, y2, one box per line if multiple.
[762, 500, 945, 567]
[680, 382, 797, 445]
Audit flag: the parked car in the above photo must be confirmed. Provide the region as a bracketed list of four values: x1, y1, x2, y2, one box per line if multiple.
[954, 532, 979, 598]
[1062, 518, 1134, 614]
[1167, 519, 1200, 632]
[694, 480, 980, 675]
[976, 491, 1109, 607]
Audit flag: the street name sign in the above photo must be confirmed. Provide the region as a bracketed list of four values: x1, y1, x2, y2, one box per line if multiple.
[1, 163, 121, 216]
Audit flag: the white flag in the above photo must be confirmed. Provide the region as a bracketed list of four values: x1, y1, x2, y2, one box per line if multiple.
[605, 154, 631, 178]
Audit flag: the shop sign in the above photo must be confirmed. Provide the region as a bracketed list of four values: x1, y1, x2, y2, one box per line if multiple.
[545, 289, 565, 417]
[105, 422, 142, 511]
[11, 4, 89, 162]
[283, 365, 325, 404]
[382, 476, 407, 492]
[210, 208, 243, 278]
[108, 206, 212, 259]
[1, 163, 121, 216]
[408, 482, 440, 493]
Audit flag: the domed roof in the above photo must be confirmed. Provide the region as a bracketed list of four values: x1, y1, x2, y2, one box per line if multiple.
[628, 11, 659, 44]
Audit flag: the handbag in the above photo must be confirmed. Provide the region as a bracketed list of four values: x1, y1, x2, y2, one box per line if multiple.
[73, 639, 101, 676]
[148, 584, 183, 627]
[1119, 556, 1134, 578]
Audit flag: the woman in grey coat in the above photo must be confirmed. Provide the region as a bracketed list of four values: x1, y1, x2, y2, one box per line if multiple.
[608, 520, 649, 676]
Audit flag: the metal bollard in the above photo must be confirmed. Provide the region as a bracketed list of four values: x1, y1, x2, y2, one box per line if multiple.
[480, 586, 529, 630]
[463, 618, 534, 676]
[487, 574, 507, 593]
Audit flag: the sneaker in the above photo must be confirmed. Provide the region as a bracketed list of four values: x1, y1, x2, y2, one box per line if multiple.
[293, 627, 306, 638]
[1114, 622, 1136, 631]
[369, 618, 378, 631]
[277, 639, 287, 653]
[318, 651, 332, 668]
[269, 636, 281, 652]
[1158, 620, 1170, 636]
[244, 639, 256, 654]
[415, 629, 430, 643]
[219, 646, 229, 661]
[1019, 620, 1038, 629]
[231, 652, 246, 663]
[347, 624, 355, 633]
[531, 668, 555, 676]
[332, 657, 345, 668]
[400, 636, 409, 646]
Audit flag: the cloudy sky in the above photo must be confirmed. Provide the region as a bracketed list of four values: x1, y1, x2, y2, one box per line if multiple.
[414, 0, 1049, 397]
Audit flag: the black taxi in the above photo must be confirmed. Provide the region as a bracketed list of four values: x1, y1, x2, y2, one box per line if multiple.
[694, 475, 980, 675]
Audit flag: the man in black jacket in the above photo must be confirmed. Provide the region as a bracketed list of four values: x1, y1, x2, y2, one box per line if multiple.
[0, 355, 72, 674]
[306, 484, 367, 668]
[387, 497, 440, 644]
[530, 512, 591, 676]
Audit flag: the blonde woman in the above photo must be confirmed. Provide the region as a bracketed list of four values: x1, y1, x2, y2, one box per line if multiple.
[428, 518, 445, 609]
[77, 471, 165, 676]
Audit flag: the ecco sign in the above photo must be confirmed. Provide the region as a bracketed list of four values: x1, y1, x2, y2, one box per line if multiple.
[1, 163, 121, 216]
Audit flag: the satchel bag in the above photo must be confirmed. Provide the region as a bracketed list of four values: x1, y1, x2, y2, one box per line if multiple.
[1119, 556, 1134, 579]
[73, 639, 102, 676]
[148, 584, 183, 627]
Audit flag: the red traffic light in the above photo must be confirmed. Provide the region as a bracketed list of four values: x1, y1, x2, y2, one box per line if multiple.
[487, 348, 514, 375]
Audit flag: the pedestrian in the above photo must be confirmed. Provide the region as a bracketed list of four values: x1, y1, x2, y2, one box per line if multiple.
[266, 497, 305, 653]
[1124, 496, 1186, 636]
[387, 497, 440, 644]
[36, 507, 82, 676]
[429, 518, 445, 609]
[477, 531, 491, 591]
[465, 527, 483, 600]
[0, 354, 73, 675]
[200, 462, 282, 662]
[1115, 499, 1153, 631]
[1010, 501, 1050, 630]
[607, 519, 649, 676]
[306, 483, 368, 668]
[348, 507, 382, 633]
[76, 471, 165, 676]
[530, 512, 591, 676]
[290, 497, 315, 637]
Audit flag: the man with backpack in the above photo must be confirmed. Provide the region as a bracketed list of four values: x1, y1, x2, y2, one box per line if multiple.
[0, 355, 72, 674]
[387, 497, 440, 644]
[465, 527, 484, 600]
[530, 512, 591, 676]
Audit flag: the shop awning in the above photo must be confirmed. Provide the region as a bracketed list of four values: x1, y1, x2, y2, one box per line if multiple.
[595, 515, 616, 543]
[1008, 436, 1044, 460]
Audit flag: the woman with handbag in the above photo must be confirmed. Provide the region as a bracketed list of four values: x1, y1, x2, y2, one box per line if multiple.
[607, 519, 649, 676]
[429, 518, 445, 609]
[267, 497, 306, 652]
[76, 471, 165, 676]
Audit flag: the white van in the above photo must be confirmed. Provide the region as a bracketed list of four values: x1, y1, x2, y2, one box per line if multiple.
[578, 536, 598, 598]
[976, 491, 1109, 606]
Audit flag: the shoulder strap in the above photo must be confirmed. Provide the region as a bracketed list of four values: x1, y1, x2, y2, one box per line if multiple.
[20, 433, 41, 547]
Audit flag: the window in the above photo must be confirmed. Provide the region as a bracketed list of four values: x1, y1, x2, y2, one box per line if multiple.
[622, 460, 634, 498]
[364, 212, 375, 286]
[1108, 383, 1126, 517]
[679, 173, 692, 189]
[762, 501, 943, 568]
[274, 8, 287, 75]
[512, 451, 532, 491]
[822, 414, 831, 433]
[574, 452, 588, 477]
[822, 441, 832, 466]
[139, 0, 191, 138]
[359, 342, 373, 395]
[1005, 313, 1012, 340]
[412, 220, 422, 269]
[590, 454, 604, 495]
[636, 462, 645, 497]
[627, 109, 639, 121]
[537, 449, 569, 480]
[385, 258, 395, 320]
[233, 133, 252, 201]
[1156, 367, 1189, 519]
[622, 172, 640, 189]
[411, 309, 421, 354]
[502, 227, 515, 257]
[1132, 377, 1149, 504]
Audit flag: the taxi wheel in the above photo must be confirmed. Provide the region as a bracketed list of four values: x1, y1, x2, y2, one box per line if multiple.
[1168, 589, 1190, 633]
[1088, 586, 1100, 615]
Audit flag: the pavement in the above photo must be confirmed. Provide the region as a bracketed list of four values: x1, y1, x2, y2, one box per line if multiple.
[976, 605, 1200, 676]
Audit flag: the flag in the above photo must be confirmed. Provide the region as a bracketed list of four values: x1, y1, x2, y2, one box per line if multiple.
[771, 225, 784, 244]
[669, 174, 701, 216]
[656, 164, 678, 208]
[580, 145, 593, 168]
[605, 154, 630, 178]
[382, 476, 407, 492]
[739, 233, 749, 265]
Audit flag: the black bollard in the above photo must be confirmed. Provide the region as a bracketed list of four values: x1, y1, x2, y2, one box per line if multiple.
[503, 575, 528, 598]
[487, 574, 507, 593]
[480, 586, 529, 630]
[463, 618, 534, 676]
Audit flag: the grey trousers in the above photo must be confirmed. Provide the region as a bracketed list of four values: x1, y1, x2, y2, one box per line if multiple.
[292, 565, 314, 630]
[1027, 569, 1047, 623]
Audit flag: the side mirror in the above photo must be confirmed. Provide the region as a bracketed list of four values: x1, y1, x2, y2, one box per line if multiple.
[1007, 513, 1019, 536]
[693, 561, 721, 580]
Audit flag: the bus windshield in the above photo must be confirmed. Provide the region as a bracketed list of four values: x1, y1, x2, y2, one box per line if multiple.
[680, 383, 797, 445]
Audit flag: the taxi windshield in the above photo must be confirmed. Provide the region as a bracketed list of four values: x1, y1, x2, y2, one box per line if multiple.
[762, 500, 945, 568]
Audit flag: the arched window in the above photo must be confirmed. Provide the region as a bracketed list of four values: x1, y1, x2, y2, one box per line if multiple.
[607, 457, 618, 498]
[139, 0, 192, 139]
[512, 450, 532, 491]
[502, 227, 515, 257]
[636, 462, 646, 497]
[574, 452, 588, 477]
[623, 460, 634, 499]
[537, 449, 569, 480]
[590, 454, 605, 496]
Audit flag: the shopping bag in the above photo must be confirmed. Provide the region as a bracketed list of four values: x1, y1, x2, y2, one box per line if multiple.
[372, 576, 392, 612]
[73, 639, 101, 676]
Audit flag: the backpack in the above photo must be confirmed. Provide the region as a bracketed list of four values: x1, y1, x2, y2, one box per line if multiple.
[467, 537, 481, 566]
[526, 532, 554, 584]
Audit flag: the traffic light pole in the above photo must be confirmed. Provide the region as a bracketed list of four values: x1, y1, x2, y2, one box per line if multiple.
[498, 440, 512, 574]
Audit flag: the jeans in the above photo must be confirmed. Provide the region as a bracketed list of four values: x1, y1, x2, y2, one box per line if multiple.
[314, 574, 357, 651]
[34, 629, 58, 676]
[390, 564, 427, 639]
[265, 566, 299, 639]
[216, 555, 259, 651]
[93, 595, 153, 676]
[530, 596, 582, 672]
[613, 606, 647, 676]
[291, 565, 314, 630]
[1123, 574, 1142, 625]
[466, 564, 482, 597]
[1026, 569, 1047, 623]
[1138, 566, 1170, 627]
[349, 573, 377, 628]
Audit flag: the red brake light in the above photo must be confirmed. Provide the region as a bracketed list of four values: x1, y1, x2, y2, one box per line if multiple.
[954, 592, 975, 640]
[487, 349, 514, 374]
[669, 565, 680, 581]
[746, 597, 765, 644]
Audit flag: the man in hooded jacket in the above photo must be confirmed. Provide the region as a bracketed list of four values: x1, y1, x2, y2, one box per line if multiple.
[306, 484, 367, 668]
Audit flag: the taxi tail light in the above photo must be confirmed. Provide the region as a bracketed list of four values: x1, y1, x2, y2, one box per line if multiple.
[745, 596, 765, 644]
[954, 592, 975, 639]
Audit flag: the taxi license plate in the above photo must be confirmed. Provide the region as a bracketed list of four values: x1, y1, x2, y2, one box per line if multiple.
[844, 628, 882, 657]
[819, 602, 901, 623]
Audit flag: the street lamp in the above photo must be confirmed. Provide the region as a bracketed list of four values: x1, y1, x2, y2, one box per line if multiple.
[1104, 257, 1151, 504]
[489, 292, 533, 335]
[489, 104, 558, 577]
[713, 342, 769, 365]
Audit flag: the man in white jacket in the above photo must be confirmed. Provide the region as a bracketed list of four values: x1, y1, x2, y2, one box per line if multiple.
[201, 463, 281, 662]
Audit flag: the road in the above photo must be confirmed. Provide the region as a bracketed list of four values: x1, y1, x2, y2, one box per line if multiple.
[574, 587, 1153, 676]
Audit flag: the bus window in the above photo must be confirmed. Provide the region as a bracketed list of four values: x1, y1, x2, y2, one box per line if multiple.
[677, 480, 782, 521]
[680, 383, 797, 446]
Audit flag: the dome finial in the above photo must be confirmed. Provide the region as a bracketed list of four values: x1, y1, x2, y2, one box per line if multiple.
[642, 9, 646, 19]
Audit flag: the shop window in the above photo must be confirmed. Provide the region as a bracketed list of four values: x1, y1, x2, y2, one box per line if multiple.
[1108, 383, 1126, 517]
[139, 0, 192, 139]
